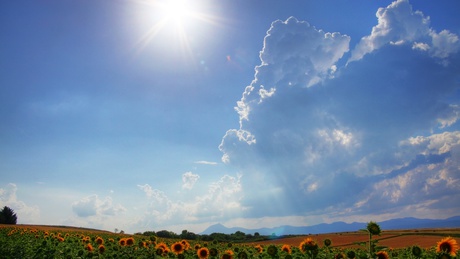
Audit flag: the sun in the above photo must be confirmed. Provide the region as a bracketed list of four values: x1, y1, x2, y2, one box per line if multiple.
[159, 0, 192, 25]
[133, 0, 217, 52]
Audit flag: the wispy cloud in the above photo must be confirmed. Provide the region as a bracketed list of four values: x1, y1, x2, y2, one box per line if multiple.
[194, 160, 218, 165]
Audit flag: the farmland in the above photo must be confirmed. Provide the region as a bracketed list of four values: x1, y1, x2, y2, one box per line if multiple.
[1, 224, 459, 258]
[254, 228, 460, 249]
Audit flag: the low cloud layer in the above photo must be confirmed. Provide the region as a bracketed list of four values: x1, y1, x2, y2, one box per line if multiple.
[135, 174, 244, 230]
[72, 194, 126, 218]
[219, 0, 460, 221]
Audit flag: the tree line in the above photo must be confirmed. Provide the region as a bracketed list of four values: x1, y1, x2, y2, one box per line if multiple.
[137, 229, 280, 243]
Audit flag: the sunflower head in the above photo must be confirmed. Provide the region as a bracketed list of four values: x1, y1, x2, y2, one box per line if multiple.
[155, 242, 169, 255]
[119, 238, 126, 246]
[171, 241, 185, 254]
[281, 244, 291, 254]
[254, 245, 263, 253]
[375, 251, 389, 259]
[95, 237, 104, 245]
[324, 238, 332, 247]
[437, 237, 458, 256]
[126, 237, 135, 246]
[237, 251, 248, 259]
[85, 243, 93, 252]
[210, 248, 218, 257]
[222, 250, 234, 259]
[346, 250, 356, 259]
[181, 239, 191, 250]
[299, 238, 318, 252]
[155, 248, 164, 256]
[197, 247, 210, 259]
[267, 245, 278, 256]
[412, 245, 423, 257]
[367, 221, 381, 236]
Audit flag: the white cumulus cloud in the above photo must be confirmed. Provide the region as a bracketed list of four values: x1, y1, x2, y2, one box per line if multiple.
[182, 171, 200, 190]
[349, 0, 459, 63]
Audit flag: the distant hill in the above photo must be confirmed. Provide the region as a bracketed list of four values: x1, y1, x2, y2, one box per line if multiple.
[200, 216, 460, 235]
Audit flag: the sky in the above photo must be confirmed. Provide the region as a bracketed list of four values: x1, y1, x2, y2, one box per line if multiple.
[1, 0, 459, 234]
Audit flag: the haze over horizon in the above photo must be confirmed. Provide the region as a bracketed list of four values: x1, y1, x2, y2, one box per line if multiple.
[1, 0, 460, 234]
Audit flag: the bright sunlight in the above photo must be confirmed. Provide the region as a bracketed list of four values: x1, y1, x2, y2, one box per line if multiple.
[160, 0, 191, 23]
[134, 0, 218, 57]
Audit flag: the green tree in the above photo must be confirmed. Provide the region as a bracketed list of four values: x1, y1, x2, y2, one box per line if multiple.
[0, 206, 17, 224]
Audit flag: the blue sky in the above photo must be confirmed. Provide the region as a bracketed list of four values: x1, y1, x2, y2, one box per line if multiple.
[1, 0, 459, 234]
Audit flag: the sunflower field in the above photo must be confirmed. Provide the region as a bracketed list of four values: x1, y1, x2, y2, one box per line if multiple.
[0, 225, 458, 259]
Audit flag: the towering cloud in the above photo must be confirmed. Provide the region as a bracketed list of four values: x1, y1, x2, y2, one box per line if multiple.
[220, 1, 460, 221]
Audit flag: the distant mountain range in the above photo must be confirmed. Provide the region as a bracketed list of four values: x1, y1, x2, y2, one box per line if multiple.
[200, 216, 460, 235]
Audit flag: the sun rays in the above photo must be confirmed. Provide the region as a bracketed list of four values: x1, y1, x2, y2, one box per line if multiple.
[132, 0, 222, 61]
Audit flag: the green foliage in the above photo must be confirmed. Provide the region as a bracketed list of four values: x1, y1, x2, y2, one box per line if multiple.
[366, 221, 381, 236]
[0, 206, 17, 225]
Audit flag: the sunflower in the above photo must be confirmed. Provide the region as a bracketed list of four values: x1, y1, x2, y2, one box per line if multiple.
[139, 241, 148, 248]
[156, 242, 170, 254]
[155, 248, 164, 256]
[98, 245, 105, 254]
[197, 247, 210, 259]
[437, 237, 458, 256]
[367, 221, 381, 236]
[281, 244, 291, 254]
[346, 250, 356, 259]
[222, 249, 234, 259]
[334, 253, 345, 259]
[126, 237, 135, 246]
[267, 245, 278, 256]
[171, 241, 185, 254]
[181, 239, 191, 250]
[299, 238, 318, 252]
[119, 238, 126, 246]
[237, 251, 248, 259]
[375, 251, 389, 259]
[254, 245, 263, 253]
[95, 237, 104, 245]
[412, 245, 423, 257]
[210, 248, 218, 257]
[324, 238, 332, 247]
[85, 243, 93, 252]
